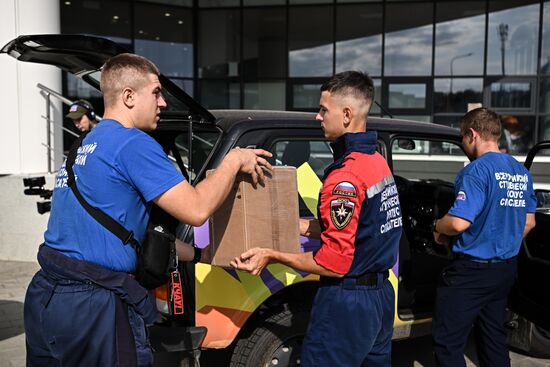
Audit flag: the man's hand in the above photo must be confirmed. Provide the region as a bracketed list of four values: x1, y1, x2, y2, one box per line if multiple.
[228, 147, 273, 187]
[230, 247, 272, 275]
[433, 232, 451, 246]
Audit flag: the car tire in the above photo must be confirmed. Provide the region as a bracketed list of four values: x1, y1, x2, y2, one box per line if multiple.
[527, 323, 550, 358]
[230, 305, 310, 367]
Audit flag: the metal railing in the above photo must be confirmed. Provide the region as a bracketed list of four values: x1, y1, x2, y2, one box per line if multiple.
[37, 83, 80, 173]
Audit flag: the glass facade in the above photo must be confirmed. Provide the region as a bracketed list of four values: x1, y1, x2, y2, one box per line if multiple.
[61, 0, 550, 153]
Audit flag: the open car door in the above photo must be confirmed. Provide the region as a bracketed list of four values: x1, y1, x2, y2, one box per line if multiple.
[510, 140, 550, 330]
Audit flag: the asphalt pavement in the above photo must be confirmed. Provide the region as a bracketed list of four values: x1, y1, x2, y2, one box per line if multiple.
[1, 259, 549, 367]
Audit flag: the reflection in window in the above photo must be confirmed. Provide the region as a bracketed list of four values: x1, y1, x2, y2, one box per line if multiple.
[498, 115, 535, 155]
[389, 84, 426, 109]
[434, 1, 485, 76]
[487, 1, 539, 75]
[370, 79, 382, 115]
[434, 78, 483, 113]
[134, 4, 193, 78]
[243, 8, 286, 79]
[384, 3, 433, 76]
[199, 80, 240, 109]
[244, 82, 285, 110]
[66, 74, 102, 100]
[336, 4, 382, 76]
[490, 82, 532, 109]
[61, 0, 132, 49]
[293, 84, 322, 110]
[394, 116, 431, 123]
[541, 2, 550, 74]
[289, 6, 333, 77]
[198, 10, 240, 78]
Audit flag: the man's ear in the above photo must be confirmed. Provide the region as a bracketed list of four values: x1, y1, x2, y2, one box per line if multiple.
[343, 106, 353, 127]
[122, 87, 135, 108]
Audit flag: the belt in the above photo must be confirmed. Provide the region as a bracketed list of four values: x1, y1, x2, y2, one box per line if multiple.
[454, 253, 516, 264]
[320, 270, 389, 286]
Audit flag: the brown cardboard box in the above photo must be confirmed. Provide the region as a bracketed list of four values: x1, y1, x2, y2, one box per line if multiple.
[206, 166, 301, 267]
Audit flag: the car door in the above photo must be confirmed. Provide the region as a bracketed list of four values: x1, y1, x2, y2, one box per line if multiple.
[510, 141, 550, 330]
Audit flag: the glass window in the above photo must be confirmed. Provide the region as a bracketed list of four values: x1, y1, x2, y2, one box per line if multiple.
[389, 84, 426, 109]
[490, 81, 533, 109]
[335, 4, 383, 76]
[134, 3, 193, 78]
[244, 0, 285, 5]
[498, 115, 536, 155]
[198, 80, 240, 109]
[289, 6, 333, 77]
[198, 0, 239, 7]
[487, 1, 540, 75]
[169, 79, 194, 98]
[370, 79, 382, 115]
[391, 138, 467, 183]
[292, 84, 322, 110]
[434, 1, 485, 76]
[542, 1, 550, 74]
[244, 82, 286, 110]
[394, 116, 431, 123]
[540, 116, 550, 141]
[434, 78, 483, 113]
[172, 127, 220, 181]
[433, 115, 461, 130]
[60, 0, 132, 49]
[271, 139, 332, 179]
[290, 0, 332, 3]
[243, 8, 286, 79]
[384, 3, 433, 76]
[198, 9, 240, 78]
[540, 77, 550, 114]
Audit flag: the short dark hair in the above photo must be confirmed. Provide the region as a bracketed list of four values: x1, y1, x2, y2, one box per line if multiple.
[320, 71, 375, 107]
[460, 107, 501, 141]
[101, 53, 160, 108]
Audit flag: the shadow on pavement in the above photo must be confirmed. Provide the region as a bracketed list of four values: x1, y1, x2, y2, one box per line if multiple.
[0, 300, 25, 341]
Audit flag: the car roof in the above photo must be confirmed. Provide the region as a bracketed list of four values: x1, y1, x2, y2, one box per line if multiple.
[210, 109, 461, 139]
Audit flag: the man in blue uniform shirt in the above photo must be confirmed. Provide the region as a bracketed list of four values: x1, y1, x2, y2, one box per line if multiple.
[231, 71, 402, 367]
[24, 53, 272, 366]
[432, 107, 537, 367]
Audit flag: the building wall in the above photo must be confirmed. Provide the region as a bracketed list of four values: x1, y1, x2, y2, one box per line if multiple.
[0, 0, 60, 261]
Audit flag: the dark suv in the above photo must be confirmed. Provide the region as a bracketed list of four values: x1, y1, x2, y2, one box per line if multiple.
[3, 35, 550, 366]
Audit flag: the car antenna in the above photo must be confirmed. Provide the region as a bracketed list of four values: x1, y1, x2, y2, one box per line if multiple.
[375, 101, 393, 119]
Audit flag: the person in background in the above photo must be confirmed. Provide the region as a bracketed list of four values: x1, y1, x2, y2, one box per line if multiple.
[66, 99, 98, 132]
[432, 108, 537, 367]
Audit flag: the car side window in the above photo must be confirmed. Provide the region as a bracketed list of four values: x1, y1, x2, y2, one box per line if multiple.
[391, 138, 466, 184]
[271, 139, 333, 180]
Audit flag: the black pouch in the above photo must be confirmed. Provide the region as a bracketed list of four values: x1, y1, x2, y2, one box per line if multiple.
[136, 226, 177, 290]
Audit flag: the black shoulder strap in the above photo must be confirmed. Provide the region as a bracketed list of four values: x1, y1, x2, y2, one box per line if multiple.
[65, 133, 139, 248]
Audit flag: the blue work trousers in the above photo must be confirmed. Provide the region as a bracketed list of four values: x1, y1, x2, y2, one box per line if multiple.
[301, 275, 395, 367]
[24, 270, 152, 367]
[432, 258, 517, 367]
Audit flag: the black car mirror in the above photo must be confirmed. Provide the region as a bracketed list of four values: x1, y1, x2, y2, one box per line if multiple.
[397, 139, 416, 151]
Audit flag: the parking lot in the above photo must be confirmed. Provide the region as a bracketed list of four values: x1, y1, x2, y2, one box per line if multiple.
[2, 259, 550, 367]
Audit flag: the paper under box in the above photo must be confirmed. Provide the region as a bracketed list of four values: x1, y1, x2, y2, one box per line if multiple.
[206, 166, 301, 267]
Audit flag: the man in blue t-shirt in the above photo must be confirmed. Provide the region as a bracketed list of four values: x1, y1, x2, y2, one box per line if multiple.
[431, 108, 537, 367]
[24, 53, 272, 367]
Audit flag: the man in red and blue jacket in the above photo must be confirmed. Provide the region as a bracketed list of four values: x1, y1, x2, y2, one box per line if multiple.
[232, 71, 402, 367]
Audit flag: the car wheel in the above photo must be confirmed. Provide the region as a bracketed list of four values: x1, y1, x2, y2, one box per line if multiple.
[230, 305, 310, 367]
[527, 324, 550, 358]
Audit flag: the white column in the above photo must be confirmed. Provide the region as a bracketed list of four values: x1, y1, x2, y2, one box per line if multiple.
[0, 0, 61, 175]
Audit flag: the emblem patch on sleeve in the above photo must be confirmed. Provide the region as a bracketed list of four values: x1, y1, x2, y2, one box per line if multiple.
[330, 198, 355, 230]
[332, 181, 357, 198]
[457, 191, 466, 200]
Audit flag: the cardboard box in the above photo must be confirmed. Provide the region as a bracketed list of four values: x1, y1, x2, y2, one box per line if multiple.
[206, 166, 301, 267]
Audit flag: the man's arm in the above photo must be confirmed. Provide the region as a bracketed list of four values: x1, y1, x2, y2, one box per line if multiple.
[154, 148, 272, 227]
[523, 213, 536, 239]
[432, 214, 471, 245]
[230, 248, 344, 277]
